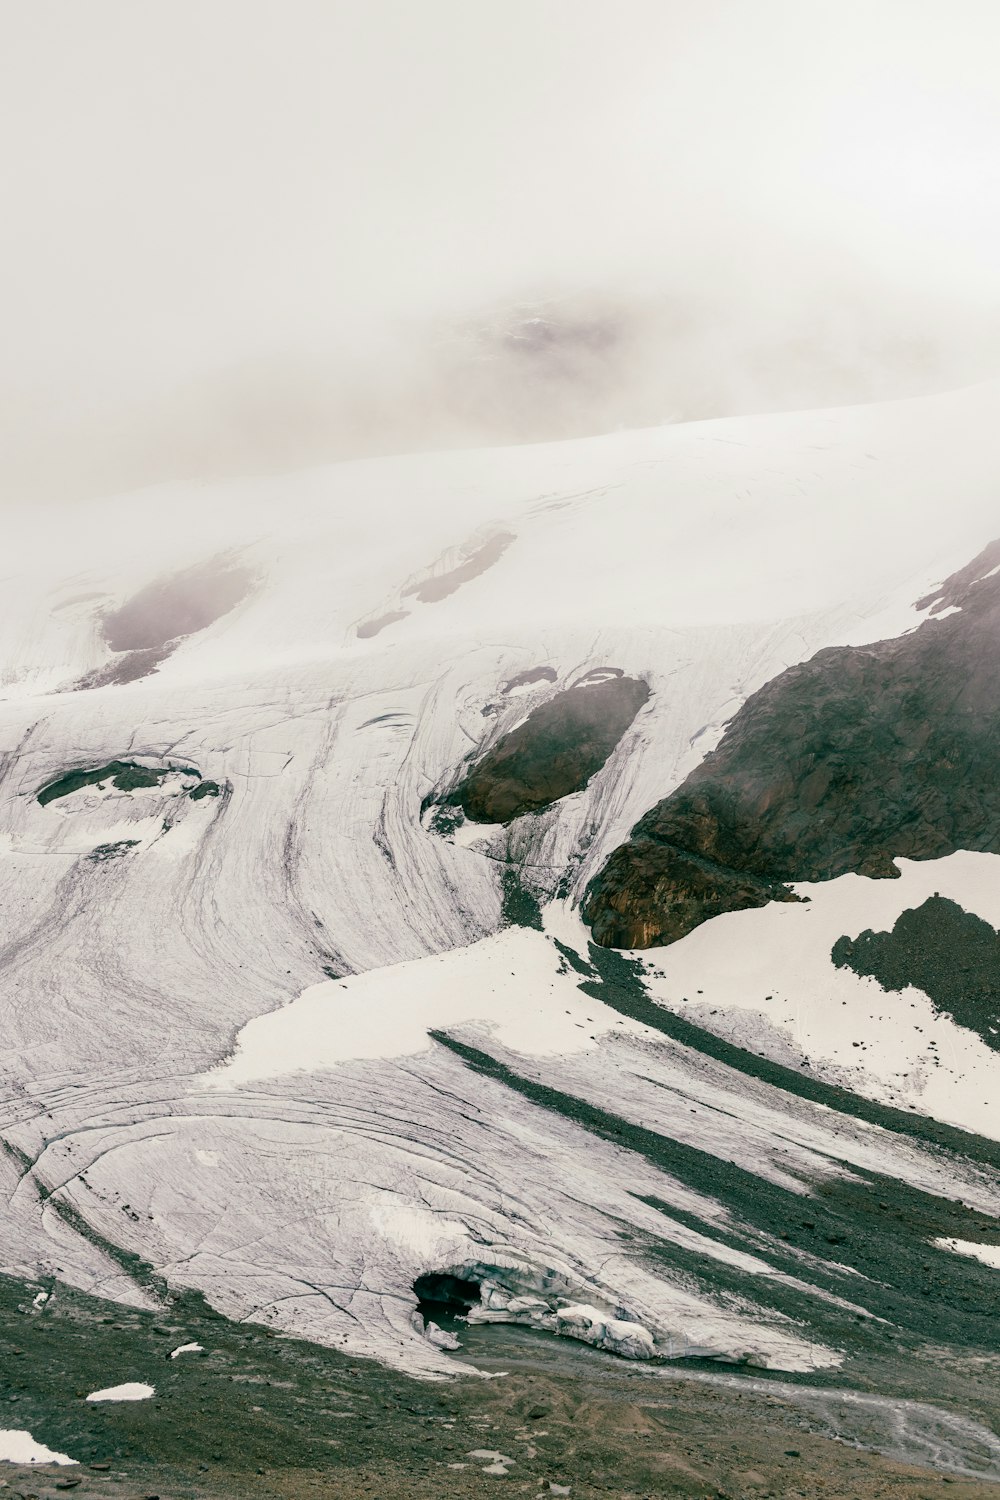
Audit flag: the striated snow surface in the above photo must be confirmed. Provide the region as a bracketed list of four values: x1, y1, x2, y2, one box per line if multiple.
[1, 382, 1000, 1375]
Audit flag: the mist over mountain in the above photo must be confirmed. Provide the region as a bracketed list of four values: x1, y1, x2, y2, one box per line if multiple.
[5, 1, 1000, 505]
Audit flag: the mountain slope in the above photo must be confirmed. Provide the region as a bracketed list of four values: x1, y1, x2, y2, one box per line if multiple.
[1, 381, 999, 1391]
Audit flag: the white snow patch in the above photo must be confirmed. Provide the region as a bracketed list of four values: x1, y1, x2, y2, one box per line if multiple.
[0, 1429, 77, 1465]
[86, 1383, 154, 1403]
[169, 1342, 204, 1358]
[935, 1239, 1000, 1270]
[208, 927, 649, 1085]
[469, 1449, 515, 1475]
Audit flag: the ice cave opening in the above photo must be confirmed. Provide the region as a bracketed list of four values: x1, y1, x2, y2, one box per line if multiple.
[413, 1272, 482, 1330]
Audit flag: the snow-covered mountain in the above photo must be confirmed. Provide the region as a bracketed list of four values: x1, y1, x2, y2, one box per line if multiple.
[2, 380, 1000, 1382]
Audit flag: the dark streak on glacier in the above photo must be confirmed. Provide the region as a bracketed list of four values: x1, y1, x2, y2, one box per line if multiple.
[571, 941, 1000, 1175]
[431, 1030, 1000, 1359]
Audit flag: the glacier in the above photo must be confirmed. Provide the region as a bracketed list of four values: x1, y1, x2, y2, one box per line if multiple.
[2, 379, 1000, 1379]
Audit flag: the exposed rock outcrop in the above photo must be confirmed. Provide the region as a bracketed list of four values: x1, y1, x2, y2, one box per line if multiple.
[103, 557, 253, 652]
[403, 531, 514, 603]
[74, 557, 254, 688]
[503, 665, 557, 693]
[452, 674, 649, 823]
[37, 760, 210, 806]
[585, 541, 1000, 948]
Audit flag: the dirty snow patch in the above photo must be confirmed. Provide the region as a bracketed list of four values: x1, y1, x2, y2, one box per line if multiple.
[555, 1303, 655, 1359]
[450, 819, 504, 849]
[469, 1449, 515, 1475]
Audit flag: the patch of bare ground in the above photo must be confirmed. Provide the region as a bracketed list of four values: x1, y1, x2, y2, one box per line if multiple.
[2, 1277, 999, 1500]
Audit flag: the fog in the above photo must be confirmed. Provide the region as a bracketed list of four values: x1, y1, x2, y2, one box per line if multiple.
[4, 0, 1000, 506]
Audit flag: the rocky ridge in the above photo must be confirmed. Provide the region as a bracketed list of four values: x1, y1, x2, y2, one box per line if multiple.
[452, 674, 649, 824]
[584, 541, 1000, 948]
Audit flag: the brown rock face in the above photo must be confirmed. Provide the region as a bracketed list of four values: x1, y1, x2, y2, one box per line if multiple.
[584, 539, 1000, 949]
[454, 675, 650, 824]
[583, 839, 801, 949]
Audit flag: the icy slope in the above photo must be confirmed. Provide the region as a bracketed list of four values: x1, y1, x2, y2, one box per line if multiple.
[1, 381, 1000, 1376]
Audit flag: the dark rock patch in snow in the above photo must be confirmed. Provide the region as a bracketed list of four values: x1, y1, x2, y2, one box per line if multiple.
[452, 674, 650, 823]
[37, 760, 217, 810]
[424, 803, 465, 838]
[37, 761, 192, 806]
[72, 557, 253, 688]
[586, 540, 1000, 948]
[500, 867, 545, 930]
[833, 896, 1000, 1050]
[585, 840, 800, 949]
[87, 840, 140, 862]
[103, 558, 253, 653]
[404, 532, 514, 603]
[74, 647, 175, 690]
[188, 779, 222, 801]
[356, 609, 411, 639]
[503, 665, 557, 693]
[914, 536, 1000, 615]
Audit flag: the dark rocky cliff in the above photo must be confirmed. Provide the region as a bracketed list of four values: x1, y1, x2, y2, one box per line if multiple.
[453, 674, 650, 824]
[584, 540, 1000, 948]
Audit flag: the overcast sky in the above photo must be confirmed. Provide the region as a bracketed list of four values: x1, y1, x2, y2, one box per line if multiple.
[4, 1, 1000, 504]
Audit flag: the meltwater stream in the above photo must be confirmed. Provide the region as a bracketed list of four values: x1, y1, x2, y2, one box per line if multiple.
[714, 1380, 1000, 1483]
[462, 1325, 1000, 1483]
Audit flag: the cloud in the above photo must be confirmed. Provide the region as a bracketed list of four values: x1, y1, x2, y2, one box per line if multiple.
[3, 0, 1000, 505]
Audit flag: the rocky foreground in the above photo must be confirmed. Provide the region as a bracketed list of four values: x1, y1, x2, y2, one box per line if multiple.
[2, 1274, 1000, 1500]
